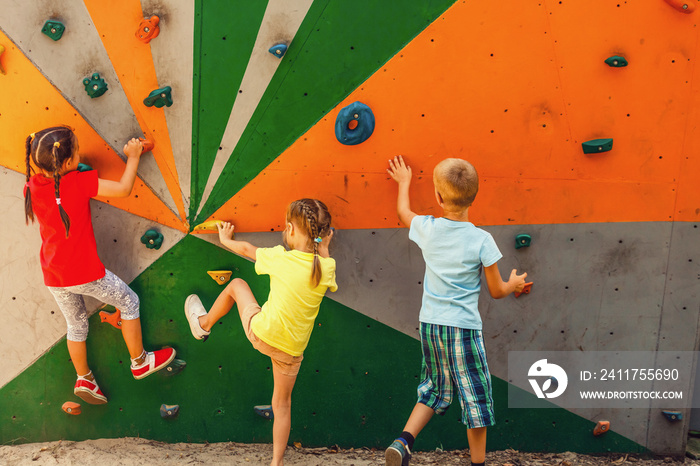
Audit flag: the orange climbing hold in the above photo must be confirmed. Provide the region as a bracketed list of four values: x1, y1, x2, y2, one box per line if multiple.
[593, 420, 610, 436]
[99, 307, 122, 329]
[135, 16, 160, 44]
[62, 401, 82, 415]
[0, 44, 6, 75]
[139, 137, 155, 153]
[664, 0, 695, 13]
[515, 282, 533, 298]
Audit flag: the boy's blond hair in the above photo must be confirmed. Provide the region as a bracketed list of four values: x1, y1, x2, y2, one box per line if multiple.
[433, 158, 479, 209]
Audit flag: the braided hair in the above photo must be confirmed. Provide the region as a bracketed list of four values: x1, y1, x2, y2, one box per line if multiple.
[286, 199, 332, 287]
[24, 126, 78, 237]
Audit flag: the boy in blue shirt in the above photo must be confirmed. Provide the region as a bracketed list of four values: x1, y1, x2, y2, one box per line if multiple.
[385, 155, 528, 466]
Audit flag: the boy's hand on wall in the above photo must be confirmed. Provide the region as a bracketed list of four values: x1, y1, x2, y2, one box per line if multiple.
[123, 138, 143, 159]
[510, 269, 528, 292]
[217, 221, 235, 243]
[387, 155, 412, 185]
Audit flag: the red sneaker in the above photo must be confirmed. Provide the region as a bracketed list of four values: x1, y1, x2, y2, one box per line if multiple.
[131, 347, 176, 380]
[74, 375, 107, 405]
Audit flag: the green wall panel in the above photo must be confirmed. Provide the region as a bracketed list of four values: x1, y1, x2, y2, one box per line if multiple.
[191, 0, 269, 220]
[0, 235, 645, 453]
[192, 0, 457, 223]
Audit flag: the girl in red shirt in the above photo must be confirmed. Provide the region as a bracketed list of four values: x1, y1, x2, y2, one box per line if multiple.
[24, 126, 175, 405]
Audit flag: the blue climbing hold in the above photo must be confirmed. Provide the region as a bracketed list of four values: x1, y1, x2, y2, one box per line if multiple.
[254, 405, 274, 420]
[77, 163, 93, 172]
[662, 411, 682, 422]
[143, 86, 173, 108]
[268, 44, 288, 58]
[335, 101, 375, 146]
[141, 229, 164, 250]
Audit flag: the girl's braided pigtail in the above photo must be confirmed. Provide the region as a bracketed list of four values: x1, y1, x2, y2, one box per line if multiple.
[52, 142, 71, 237]
[24, 134, 35, 224]
[301, 202, 323, 288]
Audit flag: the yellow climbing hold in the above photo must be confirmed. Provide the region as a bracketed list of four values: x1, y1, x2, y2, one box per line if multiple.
[207, 270, 232, 285]
[191, 220, 222, 234]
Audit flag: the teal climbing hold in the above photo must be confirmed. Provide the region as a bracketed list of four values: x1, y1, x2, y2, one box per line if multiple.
[141, 229, 164, 250]
[254, 405, 274, 420]
[268, 44, 288, 58]
[41, 20, 65, 41]
[604, 56, 628, 67]
[77, 163, 93, 172]
[335, 101, 375, 145]
[162, 358, 187, 376]
[582, 138, 613, 154]
[515, 234, 531, 249]
[662, 411, 683, 422]
[160, 404, 180, 419]
[143, 86, 173, 108]
[83, 73, 108, 99]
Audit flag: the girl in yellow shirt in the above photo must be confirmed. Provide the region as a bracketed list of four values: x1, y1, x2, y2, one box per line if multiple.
[184, 199, 337, 466]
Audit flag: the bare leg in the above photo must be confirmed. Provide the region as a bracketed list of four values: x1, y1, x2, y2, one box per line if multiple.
[270, 365, 297, 466]
[66, 340, 90, 376]
[120, 317, 145, 359]
[467, 426, 487, 464]
[199, 278, 257, 332]
[403, 402, 435, 438]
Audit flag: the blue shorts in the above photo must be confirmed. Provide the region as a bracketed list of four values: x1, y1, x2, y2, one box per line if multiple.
[416, 322, 495, 428]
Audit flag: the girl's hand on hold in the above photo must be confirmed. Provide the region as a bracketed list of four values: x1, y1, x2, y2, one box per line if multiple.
[387, 155, 412, 185]
[217, 221, 235, 243]
[510, 269, 528, 293]
[123, 138, 143, 159]
[318, 228, 334, 257]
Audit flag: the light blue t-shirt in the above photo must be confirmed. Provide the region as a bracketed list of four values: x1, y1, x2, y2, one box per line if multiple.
[409, 215, 502, 330]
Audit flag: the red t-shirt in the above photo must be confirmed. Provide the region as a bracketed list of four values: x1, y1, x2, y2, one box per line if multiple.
[25, 170, 105, 287]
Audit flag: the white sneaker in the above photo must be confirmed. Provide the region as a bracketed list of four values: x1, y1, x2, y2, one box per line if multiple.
[184, 294, 210, 341]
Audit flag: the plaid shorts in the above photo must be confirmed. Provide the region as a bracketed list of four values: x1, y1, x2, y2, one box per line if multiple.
[417, 322, 495, 428]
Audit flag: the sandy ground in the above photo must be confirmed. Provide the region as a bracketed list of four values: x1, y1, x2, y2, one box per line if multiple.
[0, 438, 698, 466]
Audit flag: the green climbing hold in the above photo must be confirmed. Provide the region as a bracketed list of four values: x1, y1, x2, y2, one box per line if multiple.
[515, 234, 531, 249]
[143, 86, 173, 108]
[77, 163, 93, 172]
[83, 73, 108, 99]
[582, 138, 613, 154]
[604, 56, 628, 67]
[141, 229, 164, 250]
[41, 20, 65, 41]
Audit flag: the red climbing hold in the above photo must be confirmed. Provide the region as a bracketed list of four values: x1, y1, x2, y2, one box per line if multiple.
[515, 282, 533, 298]
[593, 420, 610, 436]
[99, 307, 122, 329]
[139, 137, 155, 153]
[62, 401, 82, 415]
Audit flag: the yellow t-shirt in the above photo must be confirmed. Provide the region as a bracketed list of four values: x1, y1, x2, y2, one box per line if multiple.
[250, 245, 338, 356]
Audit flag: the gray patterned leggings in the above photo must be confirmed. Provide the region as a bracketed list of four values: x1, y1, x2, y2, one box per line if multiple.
[48, 270, 140, 342]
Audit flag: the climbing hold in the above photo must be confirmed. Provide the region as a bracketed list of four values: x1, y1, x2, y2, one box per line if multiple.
[192, 220, 223, 234]
[515, 234, 531, 249]
[515, 282, 533, 298]
[335, 101, 375, 146]
[160, 404, 180, 419]
[664, 0, 695, 13]
[138, 138, 155, 153]
[83, 73, 108, 99]
[604, 56, 628, 67]
[268, 44, 288, 58]
[162, 359, 187, 376]
[582, 138, 613, 154]
[62, 401, 81, 415]
[0, 44, 6, 75]
[593, 420, 610, 436]
[41, 20, 65, 41]
[99, 307, 122, 329]
[254, 405, 274, 420]
[143, 86, 173, 108]
[208, 270, 232, 285]
[77, 163, 93, 172]
[662, 410, 683, 421]
[136, 16, 160, 44]
[141, 229, 164, 250]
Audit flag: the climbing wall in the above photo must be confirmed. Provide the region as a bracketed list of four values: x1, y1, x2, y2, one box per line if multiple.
[0, 0, 698, 457]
